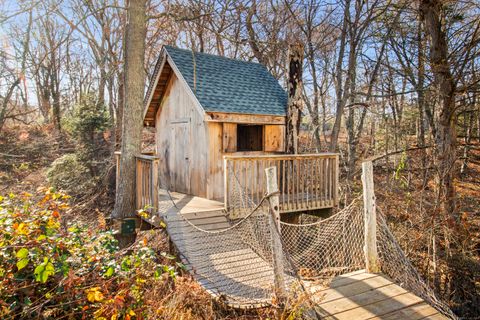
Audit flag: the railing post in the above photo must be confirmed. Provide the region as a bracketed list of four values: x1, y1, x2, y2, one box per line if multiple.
[265, 166, 286, 300]
[151, 158, 159, 213]
[361, 161, 379, 273]
[223, 157, 228, 211]
[135, 158, 141, 210]
[334, 154, 339, 206]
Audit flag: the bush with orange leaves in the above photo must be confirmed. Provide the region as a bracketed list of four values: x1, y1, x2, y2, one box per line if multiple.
[0, 188, 179, 319]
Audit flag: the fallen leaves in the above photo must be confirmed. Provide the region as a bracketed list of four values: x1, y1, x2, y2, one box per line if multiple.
[85, 287, 105, 303]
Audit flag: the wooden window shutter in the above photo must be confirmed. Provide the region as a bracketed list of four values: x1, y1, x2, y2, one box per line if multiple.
[222, 123, 237, 152]
[264, 125, 285, 152]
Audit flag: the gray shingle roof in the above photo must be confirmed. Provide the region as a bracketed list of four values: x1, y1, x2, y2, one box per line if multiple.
[164, 46, 287, 116]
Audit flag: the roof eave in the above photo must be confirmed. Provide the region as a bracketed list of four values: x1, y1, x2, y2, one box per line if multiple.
[143, 49, 167, 126]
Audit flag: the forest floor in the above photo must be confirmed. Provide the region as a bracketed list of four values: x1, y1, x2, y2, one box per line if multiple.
[1, 125, 479, 318]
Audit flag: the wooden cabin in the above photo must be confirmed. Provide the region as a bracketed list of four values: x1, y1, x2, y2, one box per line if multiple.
[120, 45, 339, 217]
[143, 46, 289, 201]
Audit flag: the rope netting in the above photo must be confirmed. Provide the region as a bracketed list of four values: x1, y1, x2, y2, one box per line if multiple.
[279, 199, 365, 280]
[376, 208, 457, 319]
[158, 169, 455, 318]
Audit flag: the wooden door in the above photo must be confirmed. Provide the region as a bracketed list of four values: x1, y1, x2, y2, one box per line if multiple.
[170, 120, 190, 194]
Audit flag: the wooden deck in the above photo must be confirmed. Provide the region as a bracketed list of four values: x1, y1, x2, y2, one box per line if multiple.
[143, 190, 225, 227]
[308, 270, 447, 319]
[158, 190, 224, 214]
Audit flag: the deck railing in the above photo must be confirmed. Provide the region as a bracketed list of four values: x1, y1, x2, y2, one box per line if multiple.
[224, 153, 339, 214]
[115, 152, 159, 213]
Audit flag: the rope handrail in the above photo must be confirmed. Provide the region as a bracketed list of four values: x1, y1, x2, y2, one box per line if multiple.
[279, 197, 361, 227]
[163, 189, 279, 234]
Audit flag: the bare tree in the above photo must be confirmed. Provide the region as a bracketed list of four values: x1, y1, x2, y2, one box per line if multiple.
[111, 0, 147, 246]
[420, 0, 458, 220]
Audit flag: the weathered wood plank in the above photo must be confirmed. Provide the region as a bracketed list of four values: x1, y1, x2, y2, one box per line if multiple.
[206, 112, 286, 125]
[317, 284, 408, 316]
[309, 275, 395, 303]
[369, 302, 440, 320]
[264, 125, 286, 152]
[322, 292, 424, 320]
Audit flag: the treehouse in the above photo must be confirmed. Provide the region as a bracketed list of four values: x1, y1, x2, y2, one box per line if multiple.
[117, 45, 339, 217]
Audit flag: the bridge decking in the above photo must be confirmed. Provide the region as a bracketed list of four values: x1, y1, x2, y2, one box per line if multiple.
[160, 207, 448, 318]
[308, 270, 446, 319]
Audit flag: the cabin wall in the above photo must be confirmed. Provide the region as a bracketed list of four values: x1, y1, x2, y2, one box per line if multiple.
[155, 73, 208, 197]
[206, 122, 286, 201]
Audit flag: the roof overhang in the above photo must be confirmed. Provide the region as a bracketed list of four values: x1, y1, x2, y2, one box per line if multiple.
[143, 51, 170, 127]
[143, 47, 208, 127]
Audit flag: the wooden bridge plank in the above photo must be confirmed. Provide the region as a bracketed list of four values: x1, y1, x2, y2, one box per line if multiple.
[309, 272, 447, 320]
[317, 283, 407, 316]
[423, 313, 448, 319]
[309, 275, 395, 303]
[322, 292, 424, 320]
[369, 302, 440, 320]
[328, 272, 378, 288]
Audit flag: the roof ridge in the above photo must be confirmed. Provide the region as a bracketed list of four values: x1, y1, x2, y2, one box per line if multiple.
[163, 45, 265, 67]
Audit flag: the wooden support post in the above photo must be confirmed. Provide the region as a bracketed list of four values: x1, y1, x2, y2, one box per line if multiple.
[361, 161, 380, 273]
[223, 157, 228, 211]
[151, 158, 159, 213]
[334, 154, 340, 206]
[135, 158, 141, 210]
[265, 166, 286, 300]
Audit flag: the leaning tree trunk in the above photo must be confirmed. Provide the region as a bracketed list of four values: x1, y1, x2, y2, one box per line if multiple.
[420, 0, 457, 221]
[112, 0, 147, 246]
[285, 43, 304, 154]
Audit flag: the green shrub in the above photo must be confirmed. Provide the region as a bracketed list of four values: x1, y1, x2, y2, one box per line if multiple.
[46, 154, 95, 197]
[70, 94, 110, 167]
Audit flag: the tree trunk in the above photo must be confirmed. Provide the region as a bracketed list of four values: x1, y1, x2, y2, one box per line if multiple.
[116, 71, 125, 150]
[0, 78, 21, 132]
[285, 43, 304, 154]
[112, 0, 147, 247]
[420, 0, 457, 220]
[306, 41, 321, 151]
[329, 0, 350, 152]
[416, 20, 427, 179]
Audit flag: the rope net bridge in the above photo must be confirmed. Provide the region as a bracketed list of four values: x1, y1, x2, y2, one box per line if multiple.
[158, 164, 455, 319]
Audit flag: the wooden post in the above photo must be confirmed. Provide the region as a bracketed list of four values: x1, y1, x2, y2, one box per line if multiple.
[135, 158, 141, 210]
[265, 166, 286, 300]
[334, 154, 340, 206]
[151, 158, 159, 213]
[361, 161, 380, 273]
[223, 157, 228, 211]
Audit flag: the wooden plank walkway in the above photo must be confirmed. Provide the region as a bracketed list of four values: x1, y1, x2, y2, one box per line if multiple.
[162, 206, 279, 308]
[308, 270, 447, 319]
[158, 190, 224, 215]
[152, 193, 448, 318]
